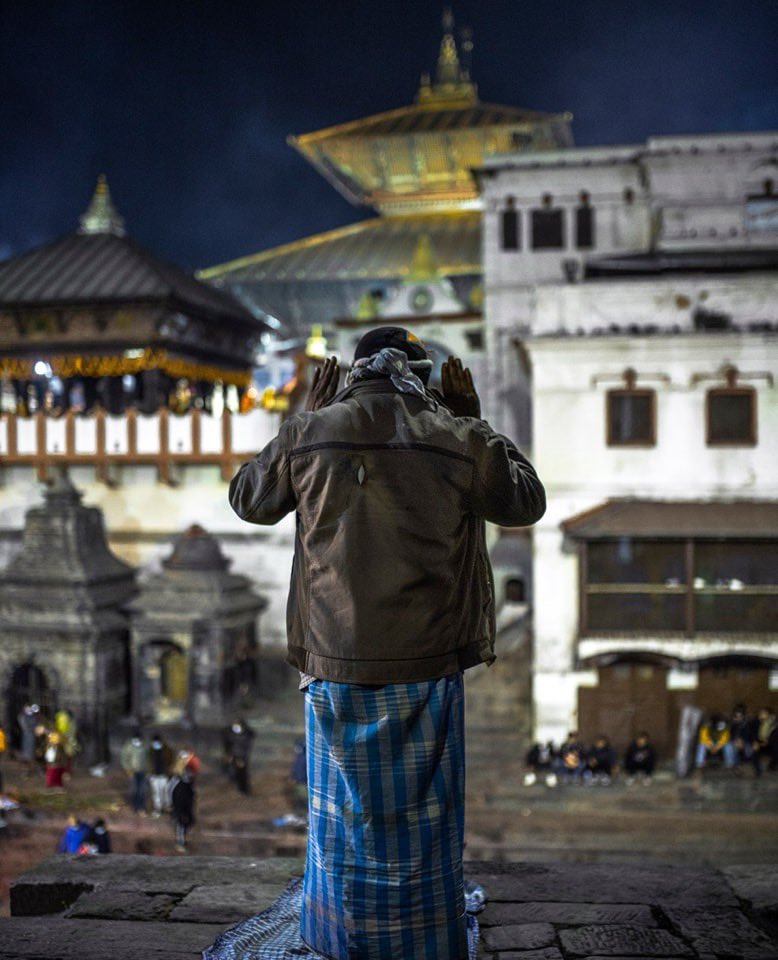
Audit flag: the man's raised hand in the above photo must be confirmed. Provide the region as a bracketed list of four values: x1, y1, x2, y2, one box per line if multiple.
[305, 356, 340, 411]
[441, 356, 481, 418]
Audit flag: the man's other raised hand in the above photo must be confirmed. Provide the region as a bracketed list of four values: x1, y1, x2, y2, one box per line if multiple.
[305, 356, 340, 411]
[441, 356, 481, 419]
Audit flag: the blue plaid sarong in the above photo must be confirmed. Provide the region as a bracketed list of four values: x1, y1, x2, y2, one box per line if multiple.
[301, 674, 467, 960]
[202, 877, 481, 960]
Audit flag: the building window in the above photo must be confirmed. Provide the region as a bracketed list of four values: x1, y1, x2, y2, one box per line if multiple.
[531, 207, 565, 249]
[465, 329, 484, 350]
[581, 538, 777, 636]
[624, 187, 635, 204]
[706, 387, 756, 446]
[576, 192, 595, 249]
[501, 197, 520, 250]
[606, 389, 656, 446]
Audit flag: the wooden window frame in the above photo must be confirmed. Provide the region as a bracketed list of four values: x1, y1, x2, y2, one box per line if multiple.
[579, 537, 777, 638]
[605, 388, 656, 447]
[705, 386, 757, 447]
[530, 208, 565, 250]
[500, 202, 520, 251]
[575, 204, 595, 250]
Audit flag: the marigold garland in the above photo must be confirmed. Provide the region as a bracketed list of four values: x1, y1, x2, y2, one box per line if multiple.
[0, 348, 250, 387]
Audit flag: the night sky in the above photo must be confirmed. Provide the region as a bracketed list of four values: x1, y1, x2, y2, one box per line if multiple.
[2, 0, 777, 270]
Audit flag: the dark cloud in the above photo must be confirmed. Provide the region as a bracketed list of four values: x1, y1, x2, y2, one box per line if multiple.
[1, 0, 776, 269]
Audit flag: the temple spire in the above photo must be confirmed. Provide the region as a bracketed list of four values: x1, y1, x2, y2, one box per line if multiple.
[417, 9, 477, 106]
[78, 174, 126, 236]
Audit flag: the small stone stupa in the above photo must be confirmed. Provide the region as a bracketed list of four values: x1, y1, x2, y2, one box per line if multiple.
[0, 468, 136, 762]
[128, 524, 266, 727]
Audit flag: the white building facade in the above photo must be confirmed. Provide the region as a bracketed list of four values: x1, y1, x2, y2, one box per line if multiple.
[480, 131, 778, 753]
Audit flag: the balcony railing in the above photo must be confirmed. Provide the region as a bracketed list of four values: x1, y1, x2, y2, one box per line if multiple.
[0, 408, 280, 485]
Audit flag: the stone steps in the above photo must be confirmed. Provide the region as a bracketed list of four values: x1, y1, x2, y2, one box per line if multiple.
[3, 855, 777, 959]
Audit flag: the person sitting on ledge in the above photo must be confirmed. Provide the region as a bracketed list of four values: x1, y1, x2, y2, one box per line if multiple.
[696, 713, 736, 771]
[624, 731, 657, 782]
[555, 731, 587, 783]
[584, 734, 616, 784]
[228, 327, 545, 960]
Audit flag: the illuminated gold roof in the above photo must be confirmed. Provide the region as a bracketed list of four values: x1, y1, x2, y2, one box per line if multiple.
[288, 19, 572, 211]
[199, 211, 480, 283]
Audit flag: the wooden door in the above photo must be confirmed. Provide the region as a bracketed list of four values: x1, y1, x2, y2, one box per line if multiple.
[578, 662, 673, 754]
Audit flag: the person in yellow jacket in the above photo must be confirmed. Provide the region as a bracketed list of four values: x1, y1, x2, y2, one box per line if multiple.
[695, 714, 735, 769]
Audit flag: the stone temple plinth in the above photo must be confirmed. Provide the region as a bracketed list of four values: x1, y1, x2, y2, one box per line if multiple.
[128, 524, 266, 727]
[0, 469, 136, 763]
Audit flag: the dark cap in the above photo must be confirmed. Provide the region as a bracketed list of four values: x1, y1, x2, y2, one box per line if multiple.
[353, 326, 428, 363]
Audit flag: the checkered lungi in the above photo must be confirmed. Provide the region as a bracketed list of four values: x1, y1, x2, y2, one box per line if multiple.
[300, 674, 467, 960]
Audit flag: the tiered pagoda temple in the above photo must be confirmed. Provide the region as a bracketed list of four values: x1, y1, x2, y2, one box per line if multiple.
[0, 177, 268, 415]
[199, 14, 573, 339]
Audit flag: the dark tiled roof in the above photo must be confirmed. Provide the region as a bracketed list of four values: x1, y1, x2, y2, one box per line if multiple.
[562, 499, 778, 539]
[199, 212, 481, 284]
[0, 232, 260, 327]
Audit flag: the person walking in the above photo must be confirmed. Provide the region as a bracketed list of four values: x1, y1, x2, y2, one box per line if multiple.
[120, 729, 149, 813]
[229, 328, 545, 960]
[17, 704, 37, 774]
[148, 732, 173, 817]
[225, 718, 255, 795]
[170, 770, 195, 852]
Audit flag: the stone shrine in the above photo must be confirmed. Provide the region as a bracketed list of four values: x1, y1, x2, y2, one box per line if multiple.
[0, 468, 136, 763]
[128, 524, 266, 727]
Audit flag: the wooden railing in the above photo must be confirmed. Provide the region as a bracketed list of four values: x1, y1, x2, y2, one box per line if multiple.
[0, 408, 280, 485]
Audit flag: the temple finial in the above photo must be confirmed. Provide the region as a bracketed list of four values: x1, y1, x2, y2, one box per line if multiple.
[78, 174, 126, 236]
[436, 8, 461, 86]
[417, 9, 477, 106]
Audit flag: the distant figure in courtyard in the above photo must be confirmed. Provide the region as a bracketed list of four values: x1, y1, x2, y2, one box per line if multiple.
[44, 731, 68, 788]
[752, 707, 778, 775]
[225, 718, 255, 795]
[624, 732, 657, 782]
[56, 813, 89, 853]
[17, 704, 37, 772]
[170, 770, 195, 852]
[585, 735, 616, 784]
[729, 704, 756, 767]
[524, 741, 557, 786]
[556, 731, 586, 782]
[88, 817, 112, 854]
[289, 736, 308, 812]
[54, 708, 78, 772]
[148, 731, 174, 816]
[120, 729, 149, 813]
[695, 714, 735, 770]
[228, 329, 545, 959]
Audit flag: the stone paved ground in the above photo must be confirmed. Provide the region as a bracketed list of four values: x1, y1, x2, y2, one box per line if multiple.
[1, 855, 776, 960]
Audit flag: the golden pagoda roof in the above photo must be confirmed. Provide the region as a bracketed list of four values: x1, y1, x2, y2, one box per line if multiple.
[198, 210, 481, 284]
[288, 16, 572, 211]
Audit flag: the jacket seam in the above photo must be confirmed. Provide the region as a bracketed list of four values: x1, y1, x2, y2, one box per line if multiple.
[288, 441, 474, 465]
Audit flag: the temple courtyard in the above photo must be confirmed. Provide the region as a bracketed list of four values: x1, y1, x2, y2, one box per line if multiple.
[1, 699, 777, 958]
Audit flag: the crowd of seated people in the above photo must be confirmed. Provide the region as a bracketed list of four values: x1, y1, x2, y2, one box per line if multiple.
[523, 705, 778, 786]
[523, 730, 656, 787]
[695, 705, 778, 775]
